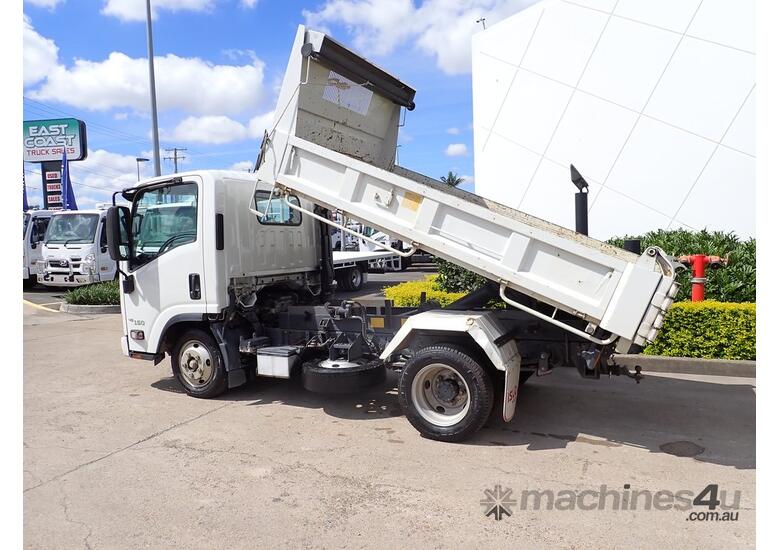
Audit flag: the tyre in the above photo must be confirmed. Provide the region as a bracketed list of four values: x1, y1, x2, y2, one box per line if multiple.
[171, 329, 228, 398]
[23, 275, 37, 289]
[341, 266, 363, 291]
[301, 358, 386, 394]
[335, 273, 346, 291]
[400, 253, 412, 271]
[399, 344, 494, 442]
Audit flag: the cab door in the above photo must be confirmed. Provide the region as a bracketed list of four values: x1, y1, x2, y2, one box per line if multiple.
[96, 219, 116, 281]
[121, 178, 205, 355]
[28, 216, 50, 276]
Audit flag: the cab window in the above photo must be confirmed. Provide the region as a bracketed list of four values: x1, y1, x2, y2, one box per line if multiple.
[130, 182, 198, 268]
[254, 191, 302, 226]
[30, 217, 51, 244]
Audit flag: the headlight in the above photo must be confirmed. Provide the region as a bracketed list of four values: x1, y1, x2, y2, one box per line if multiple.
[82, 253, 96, 274]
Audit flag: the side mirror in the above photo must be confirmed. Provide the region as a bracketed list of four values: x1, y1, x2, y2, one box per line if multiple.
[106, 205, 131, 261]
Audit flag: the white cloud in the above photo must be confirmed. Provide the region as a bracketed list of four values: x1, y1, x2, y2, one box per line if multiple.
[25, 0, 64, 8]
[230, 160, 254, 171]
[304, 0, 417, 56]
[30, 51, 265, 115]
[162, 109, 274, 144]
[221, 48, 259, 62]
[304, 0, 537, 74]
[445, 143, 468, 157]
[113, 112, 129, 120]
[240, 0, 258, 7]
[170, 115, 249, 144]
[65, 148, 148, 207]
[247, 110, 275, 138]
[23, 17, 59, 86]
[101, 0, 215, 22]
[461, 174, 474, 184]
[446, 127, 460, 135]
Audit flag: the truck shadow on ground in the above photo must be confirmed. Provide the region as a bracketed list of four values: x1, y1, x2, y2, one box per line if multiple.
[151, 367, 755, 469]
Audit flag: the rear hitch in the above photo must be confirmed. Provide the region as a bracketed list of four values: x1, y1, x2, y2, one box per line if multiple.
[619, 365, 643, 383]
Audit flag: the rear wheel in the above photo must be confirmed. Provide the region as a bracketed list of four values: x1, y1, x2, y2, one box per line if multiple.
[172, 329, 228, 398]
[338, 266, 363, 291]
[399, 344, 493, 442]
[23, 275, 37, 289]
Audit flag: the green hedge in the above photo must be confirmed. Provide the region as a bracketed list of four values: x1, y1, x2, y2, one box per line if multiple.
[384, 276, 466, 307]
[644, 301, 755, 360]
[436, 229, 756, 302]
[607, 229, 755, 303]
[63, 280, 120, 306]
[384, 276, 756, 360]
[433, 258, 487, 293]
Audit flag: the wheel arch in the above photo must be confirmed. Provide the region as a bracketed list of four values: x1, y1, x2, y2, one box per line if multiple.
[380, 311, 518, 374]
[157, 314, 211, 358]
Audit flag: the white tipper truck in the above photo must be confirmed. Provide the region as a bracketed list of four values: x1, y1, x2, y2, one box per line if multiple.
[40, 206, 118, 287]
[105, 26, 680, 442]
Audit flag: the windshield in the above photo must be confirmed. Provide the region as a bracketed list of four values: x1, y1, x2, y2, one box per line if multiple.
[23, 213, 30, 239]
[131, 182, 198, 268]
[44, 213, 99, 245]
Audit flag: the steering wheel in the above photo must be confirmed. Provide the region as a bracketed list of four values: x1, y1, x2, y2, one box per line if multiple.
[157, 232, 196, 255]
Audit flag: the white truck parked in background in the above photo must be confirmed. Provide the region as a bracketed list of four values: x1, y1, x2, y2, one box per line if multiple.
[23, 210, 55, 288]
[40, 207, 117, 287]
[106, 26, 679, 442]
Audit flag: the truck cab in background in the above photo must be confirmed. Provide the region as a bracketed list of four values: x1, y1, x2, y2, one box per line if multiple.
[39, 207, 117, 287]
[23, 210, 55, 289]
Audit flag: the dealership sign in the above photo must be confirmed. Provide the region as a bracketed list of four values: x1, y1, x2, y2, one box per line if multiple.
[23, 118, 87, 162]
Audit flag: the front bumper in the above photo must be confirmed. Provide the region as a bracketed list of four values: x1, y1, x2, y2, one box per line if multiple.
[40, 272, 99, 286]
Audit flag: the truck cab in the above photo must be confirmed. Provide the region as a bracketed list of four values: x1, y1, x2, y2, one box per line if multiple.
[40, 207, 117, 287]
[23, 210, 55, 288]
[108, 171, 324, 368]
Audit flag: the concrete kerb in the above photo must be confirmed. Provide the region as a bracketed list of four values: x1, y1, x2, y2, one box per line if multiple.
[613, 354, 756, 378]
[59, 302, 121, 314]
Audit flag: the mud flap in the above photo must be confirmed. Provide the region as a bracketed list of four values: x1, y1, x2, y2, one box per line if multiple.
[503, 363, 520, 422]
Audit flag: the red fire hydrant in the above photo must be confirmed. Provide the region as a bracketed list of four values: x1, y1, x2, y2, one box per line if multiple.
[677, 255, 728, 301]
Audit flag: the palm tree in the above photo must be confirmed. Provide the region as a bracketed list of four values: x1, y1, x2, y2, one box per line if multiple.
[440, 171, 464, 187]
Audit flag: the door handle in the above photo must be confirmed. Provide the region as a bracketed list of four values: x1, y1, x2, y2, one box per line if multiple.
[189, 273, 201, 300]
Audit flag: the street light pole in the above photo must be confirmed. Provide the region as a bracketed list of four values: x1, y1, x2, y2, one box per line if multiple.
[136, 157, 150, 181]
[145, 0, 162, 177]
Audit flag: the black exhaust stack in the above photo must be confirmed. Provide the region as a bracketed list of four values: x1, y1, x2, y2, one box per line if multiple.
[571, 164, 589, 236]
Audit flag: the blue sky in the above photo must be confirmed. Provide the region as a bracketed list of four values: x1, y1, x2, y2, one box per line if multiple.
[22, 0, 534, 208]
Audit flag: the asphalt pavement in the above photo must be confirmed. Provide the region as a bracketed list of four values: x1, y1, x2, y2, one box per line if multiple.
[23, 303, 755, 549]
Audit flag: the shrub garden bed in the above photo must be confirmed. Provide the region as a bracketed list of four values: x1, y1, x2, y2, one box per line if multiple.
[63, 280, 121, 306]
[383, 282, 756, 361]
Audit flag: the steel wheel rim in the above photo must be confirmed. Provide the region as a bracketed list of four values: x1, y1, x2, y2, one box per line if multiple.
[410, 363, 471, 427]
[350, 269, 361, 287]
[178, 340, 215, 389]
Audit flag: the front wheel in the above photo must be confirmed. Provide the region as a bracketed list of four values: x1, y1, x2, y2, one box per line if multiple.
[172, 329, 228, 398]
[399, 345, 493, 442]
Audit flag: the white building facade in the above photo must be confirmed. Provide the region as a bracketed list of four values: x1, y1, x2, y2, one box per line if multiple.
[471, 0, 755, 240]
